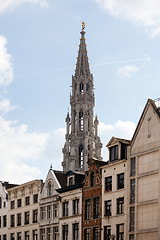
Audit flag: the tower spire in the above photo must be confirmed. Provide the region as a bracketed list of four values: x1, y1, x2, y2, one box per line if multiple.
[75, 22, 90, 77]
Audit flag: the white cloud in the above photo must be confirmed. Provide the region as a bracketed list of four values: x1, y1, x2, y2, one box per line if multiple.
[95, 0, 160, 37]
[0, 117, 49, 183]
[0, 99, 17, 114]
[0, 36, 14, 86]
[0, 0, 48, 13]
[99, 120, 136, 160]
[117, 65, 138, 78]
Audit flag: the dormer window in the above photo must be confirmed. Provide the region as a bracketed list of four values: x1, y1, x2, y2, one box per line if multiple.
[69, 177, 74, 186]
[90, 172, 95, 187]
[110, 145, 118, 162]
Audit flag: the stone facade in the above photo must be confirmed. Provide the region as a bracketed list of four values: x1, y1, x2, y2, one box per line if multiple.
[7, 180, 43, 240]
[62, 25, 102, 173]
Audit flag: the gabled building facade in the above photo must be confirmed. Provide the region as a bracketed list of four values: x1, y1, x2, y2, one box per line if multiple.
[127, 99, 160, 240]
[62, 23, 102, 173]
[39, 168, 66, 240]
[82, 158, 107, 240]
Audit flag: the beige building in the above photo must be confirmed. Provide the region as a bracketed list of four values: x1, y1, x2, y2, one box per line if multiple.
[7, 180, 43, 240]
[39, 168, 66, 240]
[57, 171, 84, 240]
[101, 137, 130, 240]
[127, 98, 160, 240]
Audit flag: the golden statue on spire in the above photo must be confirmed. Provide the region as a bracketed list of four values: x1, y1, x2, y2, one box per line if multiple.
[82, 21, 86, 31]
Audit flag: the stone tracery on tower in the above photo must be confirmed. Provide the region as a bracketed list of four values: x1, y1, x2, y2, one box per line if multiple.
[62, 23, 103, 173]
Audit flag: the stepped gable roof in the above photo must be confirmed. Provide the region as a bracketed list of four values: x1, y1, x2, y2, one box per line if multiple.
[53, 170, 67, 188]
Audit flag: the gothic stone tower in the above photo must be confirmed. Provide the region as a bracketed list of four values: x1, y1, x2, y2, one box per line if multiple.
[62, 23, 102, 173]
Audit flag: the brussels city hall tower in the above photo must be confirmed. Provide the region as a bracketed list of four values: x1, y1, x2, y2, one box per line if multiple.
[62, 23, 102, 173]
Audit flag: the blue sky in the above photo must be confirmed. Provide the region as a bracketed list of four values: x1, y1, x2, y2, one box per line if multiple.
[0, 0, 160, 183]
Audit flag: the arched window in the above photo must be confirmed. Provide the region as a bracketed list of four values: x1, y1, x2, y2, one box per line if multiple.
[90, 172, 95, 187]
[47, 181, 52, 196]
[79, 145, 84, 168]
[88, 112, 90, 131]
[86, 83, 90, 92]
[79, 110, 84, 131]
[74, 111, 77, 129]
[88, 145, 90, 159]
[79, 82, 84, 94]
[0, 197, 2, 208]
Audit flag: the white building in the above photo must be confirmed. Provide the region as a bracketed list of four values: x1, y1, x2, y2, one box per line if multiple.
[57, 171, 84, 240]
[101, 137, 130, 240]
[39, 167, 66, 240]
[7, 180, 43, 240]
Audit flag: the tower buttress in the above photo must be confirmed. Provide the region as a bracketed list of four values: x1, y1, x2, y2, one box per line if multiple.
[62, 23, 102, 173]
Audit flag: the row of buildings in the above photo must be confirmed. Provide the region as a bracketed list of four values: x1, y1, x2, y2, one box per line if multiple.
[1, 23, 160, 240]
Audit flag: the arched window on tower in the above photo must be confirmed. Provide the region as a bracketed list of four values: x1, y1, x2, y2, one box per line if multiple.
[86, 83, 90, 92]
[88, 112, 90, 131]
[74, 111, 77, 130]
[79, 82, 84, 94]
[79, 145, 84, 168]
[79, 110, 84, 131]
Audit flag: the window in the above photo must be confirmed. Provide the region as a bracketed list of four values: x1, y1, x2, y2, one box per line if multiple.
[10, 215, 15, 227]
[129, 234, 134, 240]
[17, 232, 21, 240]
[33, 209, 38, 223]
[53, 226, 58, 240]
[105, 176, 112, 191]
[47, 206, 52, 219]
[117, 224, 124, 240]
[0, 197, 2, 208]
[117, 197, 124, 215]
[25, 196, 30, 206]
[0, 216, 1, 228]
[86, 83, 90, 92]
[3, 215, 6, 227]
[79, 145, 84, 168]
[17, 213, 21, 226]
[25, 231, 29, 240]
[40, 207, 46, 220]
[62, 202, 68, 217]
[117, 173, 124, 190]
[130, 179, 135, 204]
[79, 82, 84, 94]
[10, 233, 14, 240]
[3, 202, 6, 208]
[33, 230, 38, 240]
[48, 182, 52, 196]
[85, 199, 91, 220]
[62, 225, 68, 240]
[24, 211, 29, 225]
[79, 110, 84, 130]
[104, 226, 111, 240]
[93, 197, 100, 219]
[73, 223, 79, 240]
[69, 177, 74, 186]
[104, 200, 111, 216]
[93, 227, 100, 240]
[17, 199, 22, 208]
[40, 229, 45, 240]
[130, 207, 135, 232]
[121, 143, 127, 159]
[90, 172, 95, 187]
[10, 201, 15, 209]
[33, 194, 38, 204]
[3, 235, 6, 240]
[53, 204, 57, 218]
[130, 158, 136, 177]
[73, 199, 79, 215]
[84, 228, 90, 240]
[47, 228, 51, 240]
[110, 145, 118, 161]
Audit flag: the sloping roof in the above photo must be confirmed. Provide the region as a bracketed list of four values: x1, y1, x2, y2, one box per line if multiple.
[3, 182, 19, 189]
[131, 98, 160, 147]
[53, 170, 67, 188]
[106, 136, 131, 148]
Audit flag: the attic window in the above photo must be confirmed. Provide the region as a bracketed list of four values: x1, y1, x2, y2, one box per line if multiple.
[110, 145, 118, 162]
[48, 181, 52, 196]
[69, 177, 74, 186]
